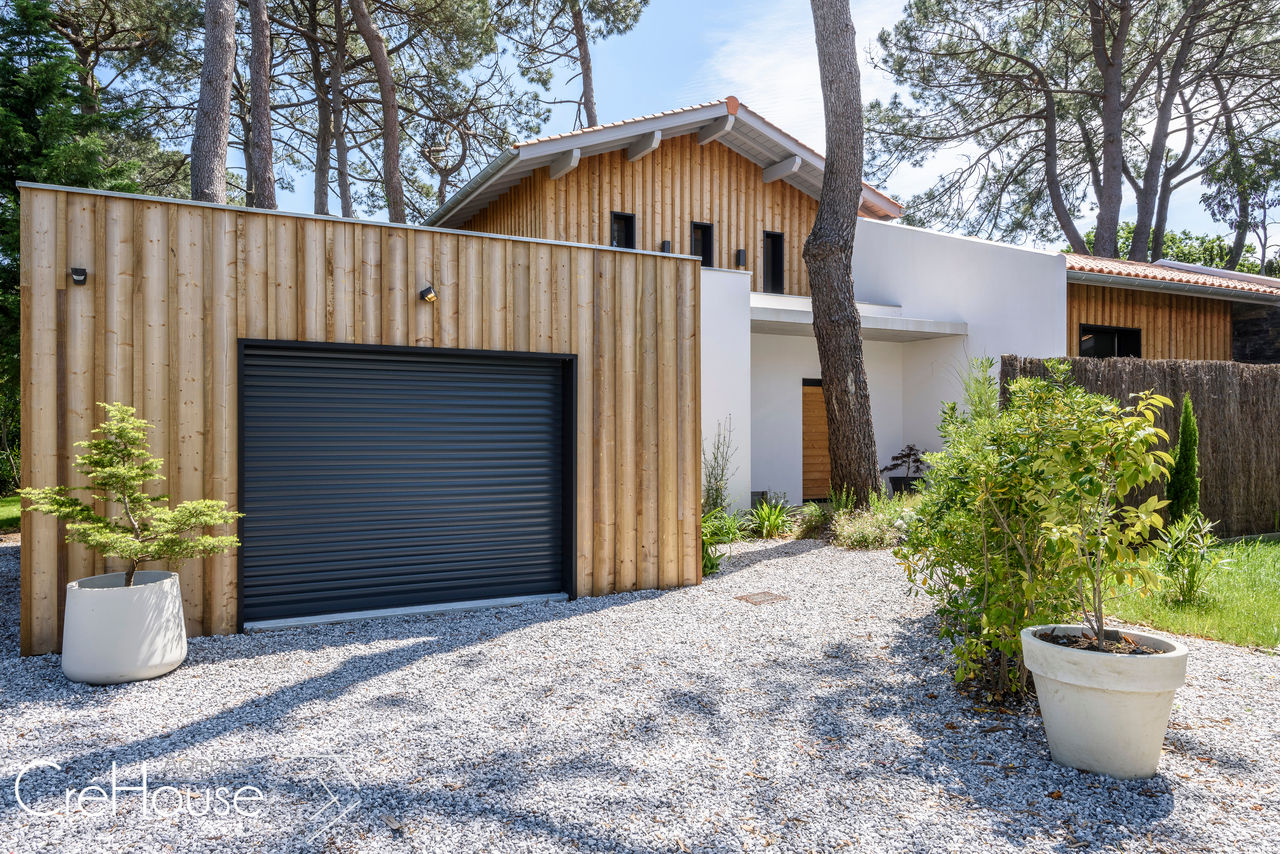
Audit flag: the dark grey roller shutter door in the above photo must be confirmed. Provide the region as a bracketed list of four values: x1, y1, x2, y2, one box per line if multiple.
[239, 341, 572, 624]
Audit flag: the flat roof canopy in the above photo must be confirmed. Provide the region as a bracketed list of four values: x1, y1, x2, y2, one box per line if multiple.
[749, 292, 967, 342]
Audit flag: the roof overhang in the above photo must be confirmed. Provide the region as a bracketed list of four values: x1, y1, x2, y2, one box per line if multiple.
[749, 292, 966, 342]
[428, 98, 903, 229]
[1066, 269, 1280, 305]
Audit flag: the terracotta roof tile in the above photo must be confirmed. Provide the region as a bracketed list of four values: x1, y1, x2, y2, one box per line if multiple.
[1063, 253, 1280, 297]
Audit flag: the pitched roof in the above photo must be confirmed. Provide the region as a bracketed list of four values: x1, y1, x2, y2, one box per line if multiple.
[427, 96, 903, 228]
[1064, 253, 1280, 303]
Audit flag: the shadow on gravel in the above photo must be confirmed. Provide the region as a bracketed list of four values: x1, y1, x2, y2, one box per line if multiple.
[711, 538, 829, 578]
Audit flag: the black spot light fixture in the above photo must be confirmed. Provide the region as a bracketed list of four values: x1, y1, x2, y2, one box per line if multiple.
[418, 283, 437, 303]
[70, 267, 87, 285]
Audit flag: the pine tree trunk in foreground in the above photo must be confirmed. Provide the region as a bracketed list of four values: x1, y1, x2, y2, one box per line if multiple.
[805, 0, 880, 509]
[570, 2, 598, 128]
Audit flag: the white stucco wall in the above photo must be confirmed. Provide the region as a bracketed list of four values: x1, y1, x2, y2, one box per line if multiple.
[750, 334, 903, 503]
[699, 268, 753, 510]
[853, 220, 1067, 450]
[742, 221, 1064, 501]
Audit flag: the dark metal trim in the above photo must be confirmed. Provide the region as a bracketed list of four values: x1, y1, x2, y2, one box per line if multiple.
[802, 377, 823, 387]
[235, 338, 578, 630]
[691, 221, 714, 268]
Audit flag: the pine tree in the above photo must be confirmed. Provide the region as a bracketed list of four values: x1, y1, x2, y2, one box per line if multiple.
[1166, 392, 1200, 522]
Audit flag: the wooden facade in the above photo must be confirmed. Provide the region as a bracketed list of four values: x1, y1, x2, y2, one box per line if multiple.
[462, 134, 822, 296]
[1066, 282, 1233, 361]
[801, 382, 830, 501]
[19, 185, 701, 655]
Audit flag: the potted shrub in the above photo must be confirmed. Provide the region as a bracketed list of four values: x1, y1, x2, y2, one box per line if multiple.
[1018, 378, 1185, 779]
[880, 445, 926, 495]
[902, 362, 1188, 778]
[21, 403, 241, 684]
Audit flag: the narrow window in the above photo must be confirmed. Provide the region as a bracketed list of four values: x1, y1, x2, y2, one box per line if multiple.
[610, 212, 636, 249]
[1079, 324, 1142, 358]
[763, 231, 784, 293]
[690, 222, 714, 267]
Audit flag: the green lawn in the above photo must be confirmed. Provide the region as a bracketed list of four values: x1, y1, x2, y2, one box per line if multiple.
[0, 494, 18, 532]
[1111, 540, 1280, 648]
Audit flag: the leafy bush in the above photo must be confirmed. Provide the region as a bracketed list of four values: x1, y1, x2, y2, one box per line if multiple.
[747, 494, 794, 539]
[1165, 392, 1200, 522]
[880, 445, 927, 478]
[795, 501, 831, 539]
[826, 484, 860, 515]
[959, 355, 999, 420]
[1153, 511, 1226, 604]
[20, 403, 241, 586]
[702, 418, 738, 513]
[831, 492, 920, 550]
[898, 362, 1172, 695]
[701, 507, 745, 575]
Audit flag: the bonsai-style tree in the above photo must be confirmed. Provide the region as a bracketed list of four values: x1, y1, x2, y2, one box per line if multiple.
[20, 403, 241, 586]
[880, 445, 927, 477]
[1165, 392, 1200, 522]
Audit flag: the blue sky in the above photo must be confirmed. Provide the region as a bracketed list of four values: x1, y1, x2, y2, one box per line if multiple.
[280, 0, 1226, 249]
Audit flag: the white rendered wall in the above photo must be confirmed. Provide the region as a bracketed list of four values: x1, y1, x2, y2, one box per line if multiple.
[853, 219, 1067, 450]
[750, 334, 903, 503]
[699, 268, 753, 510]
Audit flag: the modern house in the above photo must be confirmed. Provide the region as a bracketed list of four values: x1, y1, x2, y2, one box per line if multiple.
[17, 98, 1280, 653]
[428, 96, 1280, 506]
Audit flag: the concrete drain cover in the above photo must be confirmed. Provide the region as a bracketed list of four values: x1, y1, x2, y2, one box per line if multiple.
[735, 591, 790, 606]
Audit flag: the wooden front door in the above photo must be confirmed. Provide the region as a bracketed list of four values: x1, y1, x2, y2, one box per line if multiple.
[802, 379, 830, 501]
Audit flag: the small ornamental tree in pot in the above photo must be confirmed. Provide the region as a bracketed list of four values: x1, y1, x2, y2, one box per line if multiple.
[21, 404, 241, 684]
[1018, 374, 1187, 779]
[880, 445, 927, 495]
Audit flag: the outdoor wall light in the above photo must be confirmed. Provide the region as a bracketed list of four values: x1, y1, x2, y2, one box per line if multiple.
[418, 284, 438, 303]
[735, 249, 747, 267]
[69, 267, 88, 285]
[660, 240, 672, 253]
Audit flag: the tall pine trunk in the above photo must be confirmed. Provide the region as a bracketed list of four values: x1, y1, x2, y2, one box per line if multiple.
[332, 0, 354, 218]
[348, 0, 405, 222]
[247, 0, 277, 209]
[191, 0, 237, 203]
[805, 0, 880, 509]
[570, 1, 597, 128]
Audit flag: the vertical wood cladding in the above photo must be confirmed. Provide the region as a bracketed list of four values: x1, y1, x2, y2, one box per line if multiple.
[19, 186, 701, 655]
[1066, 282, 1233, 361]
[462, 135, 822, 296]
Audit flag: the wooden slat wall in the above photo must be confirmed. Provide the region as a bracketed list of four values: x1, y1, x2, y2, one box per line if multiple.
[801, 384, 830, 501]
[19, 186, 702, 655]
[463, 135, 823, 296]
[1066, 282, 1233, 361]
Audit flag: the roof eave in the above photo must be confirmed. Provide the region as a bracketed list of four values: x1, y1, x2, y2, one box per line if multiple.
[1067, 269, 1280, 305]
[425, 147, 519, 227]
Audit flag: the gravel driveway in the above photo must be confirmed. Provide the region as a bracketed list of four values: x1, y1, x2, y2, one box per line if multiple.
[2, 540, 1278, 853]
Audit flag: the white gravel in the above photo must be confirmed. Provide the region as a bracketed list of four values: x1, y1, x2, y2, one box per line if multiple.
[1, 539, 1278, 853]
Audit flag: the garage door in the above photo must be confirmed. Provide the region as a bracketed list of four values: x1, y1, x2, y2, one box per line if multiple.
[239, 341, 573, 624]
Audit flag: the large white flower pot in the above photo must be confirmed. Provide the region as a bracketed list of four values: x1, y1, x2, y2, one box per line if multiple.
[1021, 624, 1187, 780]
[61, 570, 188, 684]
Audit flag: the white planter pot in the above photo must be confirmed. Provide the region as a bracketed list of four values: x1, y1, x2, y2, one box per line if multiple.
[62, 570, 188, 684]
[1021, 625, 1187, 779]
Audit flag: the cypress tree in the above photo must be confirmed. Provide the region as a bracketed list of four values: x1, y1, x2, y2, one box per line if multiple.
[1166, 392, 1200, 521]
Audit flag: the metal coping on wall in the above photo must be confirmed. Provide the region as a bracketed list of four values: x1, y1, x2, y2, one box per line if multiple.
[234, 338, 579, 633]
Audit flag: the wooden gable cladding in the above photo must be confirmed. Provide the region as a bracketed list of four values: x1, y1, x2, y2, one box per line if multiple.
[19, 186, 701, 655]
[1066, 282, 1232, 361]
[462, 134, 822, 296]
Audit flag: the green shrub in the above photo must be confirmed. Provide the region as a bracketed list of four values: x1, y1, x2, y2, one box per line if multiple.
[826, 484, 859, 515]
[701, 507, 745, 575]
[747, 494, 794, 539]
[1153, 511, 1226, 604]
[830, 492, 920, 550]
[1166, 392, 1200, 523]
[20, 403, 242, 586]
[898, 362, 1172, 696]
[795, 501, 831, 539]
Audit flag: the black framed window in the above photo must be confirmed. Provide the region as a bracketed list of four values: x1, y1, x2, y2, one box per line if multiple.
[763, 231, 784, 293]
[610, 212, 636, 249]
[1079, 324, 1141, 358]
[690, 222, 714, 267]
